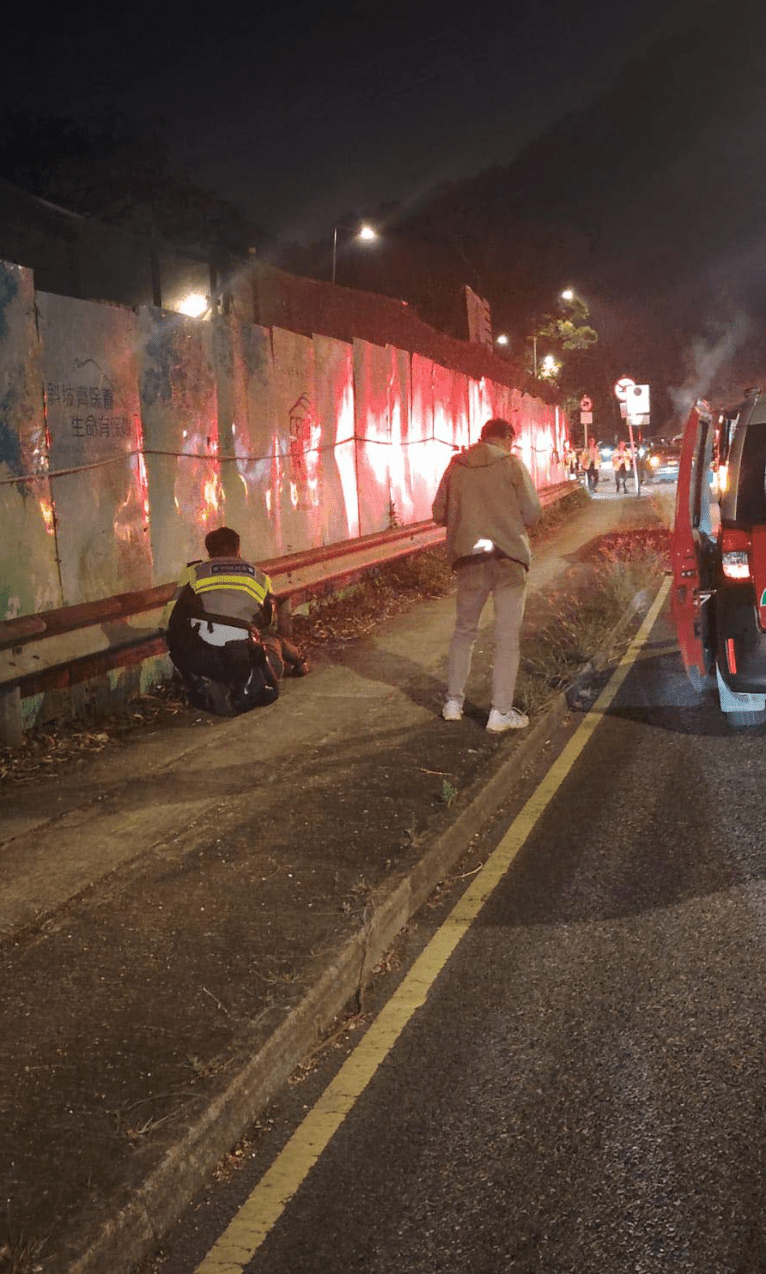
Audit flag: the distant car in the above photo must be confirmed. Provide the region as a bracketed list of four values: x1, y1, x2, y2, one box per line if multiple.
[644, 440, 681, 482]
[597, 439, 615, 462]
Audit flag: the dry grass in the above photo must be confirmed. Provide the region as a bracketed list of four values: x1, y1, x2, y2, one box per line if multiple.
[517, 543, 668, 715]
[291, 549, 453, 649]
[0, 683, 188, 785]
[0, 1222, 47, 1274]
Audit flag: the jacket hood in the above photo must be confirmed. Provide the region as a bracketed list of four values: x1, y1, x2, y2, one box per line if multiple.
[454, 441, 510, 469]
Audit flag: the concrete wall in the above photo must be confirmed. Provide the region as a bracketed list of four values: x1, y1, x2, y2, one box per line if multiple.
[37, 292, 153, 605]
[0, 262, 62, 622]
[1, 255, 569, 624]
[139, 307, 221, 581]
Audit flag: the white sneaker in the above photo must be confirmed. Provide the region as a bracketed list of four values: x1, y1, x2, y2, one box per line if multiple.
[486, 707, 529, 732]
[442, 698, 463, 721]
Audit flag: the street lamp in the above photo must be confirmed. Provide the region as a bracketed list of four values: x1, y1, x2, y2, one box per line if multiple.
[540, 353, 561, 381]
[495, 333, 509, 346]
[561, 288, 575, 302]
[177, 292, 211, 318]
[332, 222, 379, 284]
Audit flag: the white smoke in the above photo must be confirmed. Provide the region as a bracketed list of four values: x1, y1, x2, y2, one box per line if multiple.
[669, 312, 751, 418]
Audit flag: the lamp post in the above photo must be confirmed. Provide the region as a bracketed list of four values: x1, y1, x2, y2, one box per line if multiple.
[332, 222, 379, 285]
[528, 335, 560, 381]
[527, 332, 547, 378]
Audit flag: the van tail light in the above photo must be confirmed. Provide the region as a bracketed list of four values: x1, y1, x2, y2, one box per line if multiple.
[721, 528, 752, 580]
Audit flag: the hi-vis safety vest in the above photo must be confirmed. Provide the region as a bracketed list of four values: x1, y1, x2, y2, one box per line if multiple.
[166, 556, 272, 629]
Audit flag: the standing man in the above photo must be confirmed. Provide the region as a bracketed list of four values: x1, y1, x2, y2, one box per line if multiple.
[613, 439, 629, 493]
[565, 442, 578, 480]
[580, 437, 602, 492]
[432, 417, 542, 732]
[163, 526, 309, 715]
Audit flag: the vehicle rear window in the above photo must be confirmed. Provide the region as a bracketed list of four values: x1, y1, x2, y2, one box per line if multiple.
[736, 423, 766, 524]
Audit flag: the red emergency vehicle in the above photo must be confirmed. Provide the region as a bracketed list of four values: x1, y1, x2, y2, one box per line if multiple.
[671, 388, 766, 725]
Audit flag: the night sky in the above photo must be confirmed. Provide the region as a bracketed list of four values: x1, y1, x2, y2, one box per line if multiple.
[3, 0, 706, 241]
[3, 0, 766, 411]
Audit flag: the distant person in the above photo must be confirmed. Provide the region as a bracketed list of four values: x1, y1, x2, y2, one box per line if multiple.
[580, 438, 602, 492]
[432, 417, 542, 732]
[565, 443, 578, 480]
[613, 440, 629, 493]
[162, 526, 309, 716]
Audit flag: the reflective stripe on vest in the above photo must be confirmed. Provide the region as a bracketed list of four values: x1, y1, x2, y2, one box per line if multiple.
[189, 558, 272, 625]
[193, 572, 269, 605]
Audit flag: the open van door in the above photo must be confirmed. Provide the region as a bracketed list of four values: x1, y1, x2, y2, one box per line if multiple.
[670, 402, 717, 690]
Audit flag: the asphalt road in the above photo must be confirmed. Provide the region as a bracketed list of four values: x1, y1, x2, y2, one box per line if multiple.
[144, 572, 765, 1273]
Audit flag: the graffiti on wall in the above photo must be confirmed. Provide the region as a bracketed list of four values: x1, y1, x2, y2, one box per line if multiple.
[44, 379, 125, 437]
[287, 392, 321, 511]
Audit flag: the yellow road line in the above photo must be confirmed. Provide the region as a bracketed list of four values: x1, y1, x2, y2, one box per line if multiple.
[196, 577, 671, 1274]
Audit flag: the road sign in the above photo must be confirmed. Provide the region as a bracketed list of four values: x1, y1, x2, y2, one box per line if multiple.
[580, 395, 593, 412]
[627, 383, 650, 416]
[581, 411, 593, 426]
[614, 377, 635, 401]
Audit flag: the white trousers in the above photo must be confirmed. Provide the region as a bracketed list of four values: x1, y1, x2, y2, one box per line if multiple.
[447, 557, 527, 715]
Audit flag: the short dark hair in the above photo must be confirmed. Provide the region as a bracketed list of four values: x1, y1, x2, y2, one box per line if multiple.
[205, 526, 240, 557]
[481, 417, 515, 443]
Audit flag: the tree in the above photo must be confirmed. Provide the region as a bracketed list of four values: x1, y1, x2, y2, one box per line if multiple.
[523, 293, 599, 392]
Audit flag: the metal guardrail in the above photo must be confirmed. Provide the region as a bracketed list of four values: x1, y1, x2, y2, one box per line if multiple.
[0, 482, 574, 745]
[0, 520, 446, 745]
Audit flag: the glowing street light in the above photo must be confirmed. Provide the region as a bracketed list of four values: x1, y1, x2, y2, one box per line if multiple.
[561, 288, 575, 302]
[177, 292, 210, 318]
[495, 333, 509, 346]
[541, 353, 561, 380]
[332, 222, 379, 284]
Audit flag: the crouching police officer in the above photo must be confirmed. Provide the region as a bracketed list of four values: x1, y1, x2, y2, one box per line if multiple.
[163, 526, 309, 716]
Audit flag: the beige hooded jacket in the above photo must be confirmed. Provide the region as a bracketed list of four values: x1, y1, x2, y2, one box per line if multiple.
[432, 441, 542, 570]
